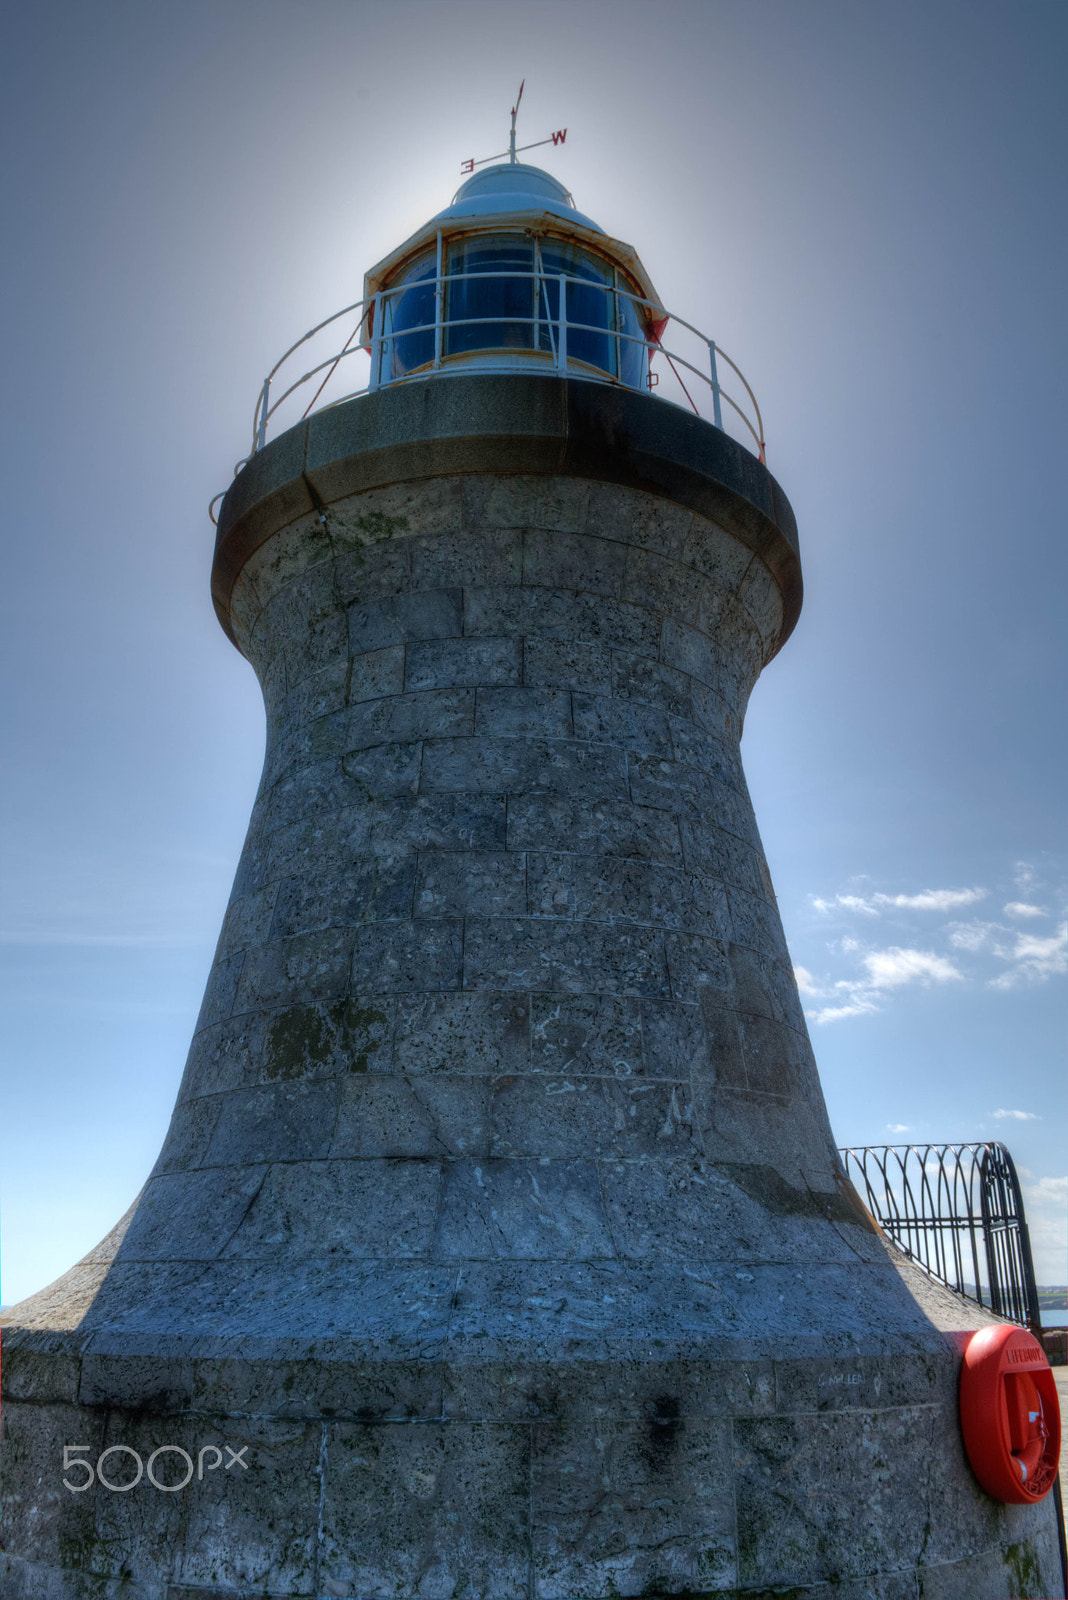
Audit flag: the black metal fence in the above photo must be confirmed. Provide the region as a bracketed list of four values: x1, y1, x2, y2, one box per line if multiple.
[837, 1141, 1042, 1331]
[840, 1141, 1066, 1594]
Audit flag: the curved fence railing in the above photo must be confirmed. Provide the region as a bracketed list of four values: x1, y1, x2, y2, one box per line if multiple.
[842, 1141, 1066, 1590]
[210, 274, 765, 523]
[839, 1141, 1042, 1331]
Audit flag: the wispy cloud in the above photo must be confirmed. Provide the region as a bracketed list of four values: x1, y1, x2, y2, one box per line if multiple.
[804, 865, 1066, 1016]
[947, 919, 1006, 955]
[808, 995, 881, 1025]
[801, 863, 1066, 1027]
[808, 944, 962, 1024]
[989, 923, 1068, 990]
[874, 887, 986, 913]
[887, 1123, 910, 1133]
[993, 1108, 1039, 1122]
[860, 947, 962, 989]
[812, 894, 878, 915]
[812, 886, 986, 917]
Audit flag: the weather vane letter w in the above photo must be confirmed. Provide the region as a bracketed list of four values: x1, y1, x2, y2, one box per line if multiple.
[461, 82, 566, 174]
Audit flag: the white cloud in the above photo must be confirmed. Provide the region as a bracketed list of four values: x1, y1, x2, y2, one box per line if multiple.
[811, 886, 987, 918]
[807, 997, 881, 1025]
[989, 922, 1068, 990]
[1021, 1176, 1068, 1285]
[948, 919, 1005, 954]
[886, 1123, 910, 1133]
[803, 867, 1065, 1023]
[812, 893, 877, 916]
[860, 947, 963, 990]
[993, 1109, 1039, 1122]
[1012, 924, 1067, 977]
[873, 887, 987, 913]
[1026, 1174, 1066, 1204]
[808, 944, 963, 1024]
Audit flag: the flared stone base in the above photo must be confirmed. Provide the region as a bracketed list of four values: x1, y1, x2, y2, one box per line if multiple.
[2, 1233, 1062, 1599]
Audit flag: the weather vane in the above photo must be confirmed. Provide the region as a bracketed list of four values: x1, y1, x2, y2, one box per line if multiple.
[460, 81, 567, 174]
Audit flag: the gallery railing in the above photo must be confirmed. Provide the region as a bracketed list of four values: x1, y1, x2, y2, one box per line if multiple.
[210, 272, 765, 522]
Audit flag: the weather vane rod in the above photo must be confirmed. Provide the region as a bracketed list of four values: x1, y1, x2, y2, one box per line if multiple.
[460, 81, 567, 175]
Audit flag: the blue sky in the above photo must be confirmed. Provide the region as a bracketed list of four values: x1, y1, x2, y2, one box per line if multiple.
[1, 0, 1064, 1304]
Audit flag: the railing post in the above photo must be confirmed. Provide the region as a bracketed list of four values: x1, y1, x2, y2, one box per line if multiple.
[433, 231, 443, 369]
[708, 341, 724, 432]
[981, 1142, 1043, 1333]
[557, 274, 567, 373]
[255, 378, 270, 453]
[368, 292, 384, 391]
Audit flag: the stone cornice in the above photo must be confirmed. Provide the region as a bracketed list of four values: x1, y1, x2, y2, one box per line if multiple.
[212, 374, 802, 653]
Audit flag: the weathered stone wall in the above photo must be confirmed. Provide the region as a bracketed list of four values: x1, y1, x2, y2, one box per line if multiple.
[1, 384, 1062, 1599]
[155, 469, 838, 1267]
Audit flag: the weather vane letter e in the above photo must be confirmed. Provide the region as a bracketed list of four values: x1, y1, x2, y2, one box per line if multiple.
[461, 82, 566, 174]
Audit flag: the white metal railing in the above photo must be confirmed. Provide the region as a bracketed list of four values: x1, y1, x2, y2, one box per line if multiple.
[210, 273, 765, 524]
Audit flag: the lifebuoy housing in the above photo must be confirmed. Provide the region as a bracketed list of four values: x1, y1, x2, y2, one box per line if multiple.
[960, 1325, 1061, 1503]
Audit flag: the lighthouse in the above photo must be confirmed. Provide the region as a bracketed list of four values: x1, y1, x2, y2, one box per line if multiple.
[1, 141, 1062, 1599]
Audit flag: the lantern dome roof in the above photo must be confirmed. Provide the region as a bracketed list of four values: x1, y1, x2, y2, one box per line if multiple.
[363, 164, 656, 311]
[431, 162, 604, 234]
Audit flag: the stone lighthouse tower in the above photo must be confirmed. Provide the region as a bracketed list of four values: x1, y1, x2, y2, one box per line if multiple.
[1, 153, 1062, 1598]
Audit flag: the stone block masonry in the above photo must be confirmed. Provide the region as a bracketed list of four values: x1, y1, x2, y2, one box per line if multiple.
[1, 375, 1060, 1598]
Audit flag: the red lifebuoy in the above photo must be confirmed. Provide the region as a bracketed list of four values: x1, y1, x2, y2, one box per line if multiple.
[960, 1325, 1061, 1504]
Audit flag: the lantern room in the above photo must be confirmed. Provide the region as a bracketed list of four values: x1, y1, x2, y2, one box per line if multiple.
[215, 153, 767, 497]
[361, 162, 665, 391]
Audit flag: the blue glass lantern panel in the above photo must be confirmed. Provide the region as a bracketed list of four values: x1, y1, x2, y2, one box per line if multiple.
[537, 240, 616, 376]
[382, 250, 436, 378]
[446, 236, 536, 355]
